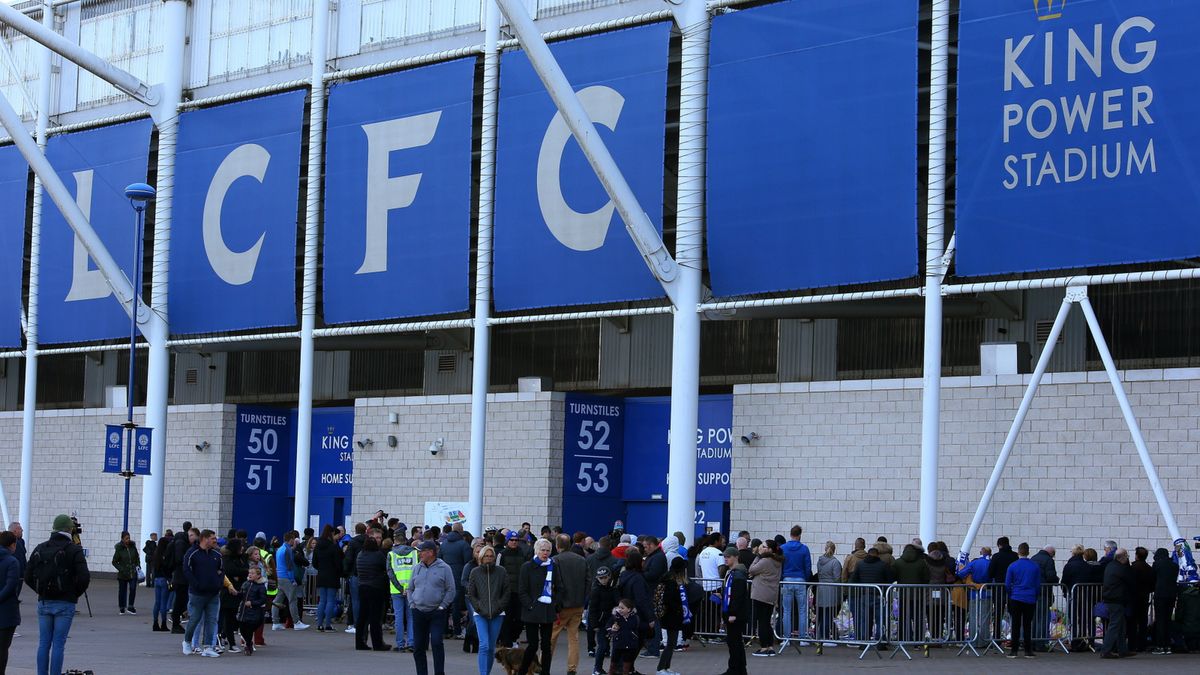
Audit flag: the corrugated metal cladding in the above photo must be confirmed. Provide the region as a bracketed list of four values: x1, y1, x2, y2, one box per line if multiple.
[208, 0, 312, 83]
[0, 20, 42, 120]
[359, 0, 479, 48]
[77, 0, 163, 107]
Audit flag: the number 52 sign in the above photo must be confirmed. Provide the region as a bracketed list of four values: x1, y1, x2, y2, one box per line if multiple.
[564, 395, 624, 498]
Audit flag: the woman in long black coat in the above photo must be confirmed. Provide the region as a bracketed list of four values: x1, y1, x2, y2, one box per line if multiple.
[517, 538, 561, 675]
[311, 525, 344, 631]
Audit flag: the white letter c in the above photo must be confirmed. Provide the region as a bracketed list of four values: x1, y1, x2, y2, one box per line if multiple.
[203, 143, 270, 286]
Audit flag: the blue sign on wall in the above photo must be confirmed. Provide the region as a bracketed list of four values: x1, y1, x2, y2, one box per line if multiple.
[103, 425, 123, 474]
[309, 407, 354, 498]
[323, 60, 474, 324]
[706, 0, 918, 296]
[40, 120, 152, 344]
[133, 427, 152, 476]
[0, 146, 25, 348]
[233, 406, 296, 539]
[622, 395, 733, 503]
[562, 394, 626, 538]
[494, 23, 670, 310]
[170, 91, 305, 334]
[957, 1, 1200, 275]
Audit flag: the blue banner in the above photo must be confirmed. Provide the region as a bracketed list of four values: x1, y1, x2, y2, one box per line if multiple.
[234, 406, 295, 497]
[562, 395, 625, 538]
[309, 408, 354, 498]
[0, 146, 25, 348]
[323, 60, 474, 324]
[706, 0, 918, 296]
[40, 120, 152, 344]
[103, 425, 123, 474]
[957, 1, 1200, 275]
[170, 91, 305, 334]
[133, 427, 152, 476]
[494, 23, 670, 310]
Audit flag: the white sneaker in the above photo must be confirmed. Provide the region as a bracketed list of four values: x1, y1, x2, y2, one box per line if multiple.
[200, 647, 220, 658]
[345, 626, 356, 634]
[181, 640, 191, 656]
[228, 645, 242, 653]
[271, 623, 285, 631]
[293, 622, 310, 631]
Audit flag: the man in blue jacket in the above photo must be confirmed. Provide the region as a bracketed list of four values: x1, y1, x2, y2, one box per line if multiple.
[1004, 542, 1040, 659]
[182, 529, 225, 658]
[779, 525, 812, 647]
[960, 546, 992, 649]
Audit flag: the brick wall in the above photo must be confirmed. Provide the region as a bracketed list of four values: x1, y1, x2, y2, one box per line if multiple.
[730, 368, 1200, 571]
[351, 392, 565, 531]
[0, 405, 235, 572]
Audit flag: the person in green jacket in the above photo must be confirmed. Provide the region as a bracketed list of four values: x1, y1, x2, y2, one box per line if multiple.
[891, 544, 930, 644]
[112, 531, 141, 615]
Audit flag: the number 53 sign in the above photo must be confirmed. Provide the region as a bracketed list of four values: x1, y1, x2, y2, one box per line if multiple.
[564, 395, 624, 498]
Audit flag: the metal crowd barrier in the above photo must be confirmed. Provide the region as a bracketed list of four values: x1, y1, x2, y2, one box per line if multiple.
[976, 582, 1069, 656]
[772, 581, 888, 659]
[1065, 582, 1105, 652]
[883, 583, 976, 659]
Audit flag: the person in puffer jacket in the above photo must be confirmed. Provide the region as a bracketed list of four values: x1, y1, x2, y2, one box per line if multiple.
[466, 546, 509, 675]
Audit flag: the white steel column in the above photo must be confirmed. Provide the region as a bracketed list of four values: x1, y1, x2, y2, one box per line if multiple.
[18, 1, 55, 529]
[918, 0, 950, 544]
[294, 0, 330, 531]
[1078, 294, 1184, 544]
[665, 0, 708, 542]
[466, 0, 501, 537]
[139, 0, 187, 544]
[955, 293, 1072, 565]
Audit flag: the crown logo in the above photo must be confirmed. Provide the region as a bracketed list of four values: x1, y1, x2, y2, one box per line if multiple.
[1034, 0, 1066, 21]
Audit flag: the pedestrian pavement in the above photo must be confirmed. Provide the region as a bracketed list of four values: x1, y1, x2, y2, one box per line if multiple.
[7, 580, 1199, 674]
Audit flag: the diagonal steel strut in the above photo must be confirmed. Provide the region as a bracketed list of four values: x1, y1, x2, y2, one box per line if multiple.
[494, 0, 682, 308]
[0, 2, 157, 106]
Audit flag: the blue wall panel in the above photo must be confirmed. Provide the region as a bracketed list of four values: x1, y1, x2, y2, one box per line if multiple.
[707, 0, 919, 296]
[0, 146, 26, 348]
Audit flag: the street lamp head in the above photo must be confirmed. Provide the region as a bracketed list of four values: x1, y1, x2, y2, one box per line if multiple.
[124, 182, 156, 203]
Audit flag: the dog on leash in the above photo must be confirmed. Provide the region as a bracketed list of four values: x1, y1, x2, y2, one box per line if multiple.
[495, 645, 540, 674]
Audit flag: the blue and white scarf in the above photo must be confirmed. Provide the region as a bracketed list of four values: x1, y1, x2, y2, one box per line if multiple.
[722, 573, 734, 612]
[679, 583, 692, 625]
[538, 558, 554, 604]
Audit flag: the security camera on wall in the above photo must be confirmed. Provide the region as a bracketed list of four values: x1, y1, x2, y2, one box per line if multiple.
[429, 438, 444, 456]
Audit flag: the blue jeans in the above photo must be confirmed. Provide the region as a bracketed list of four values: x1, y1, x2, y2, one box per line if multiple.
[347, 575, 359, 624]
[317, 587, 338, 628]
[184, 593, 220, 647]
[474, 614, 504, 675]
[780, 579, 809, 640]
[153, 577, 170, 625]
[392, 593, 413, 648]
[37, 599, 75, 675]
[412, 608, 446, 675]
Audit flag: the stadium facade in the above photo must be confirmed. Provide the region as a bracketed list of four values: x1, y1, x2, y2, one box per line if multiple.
[0, 0, 1198, 571]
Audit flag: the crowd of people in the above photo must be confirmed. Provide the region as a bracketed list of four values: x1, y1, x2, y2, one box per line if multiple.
[1, 512, 1199, 675]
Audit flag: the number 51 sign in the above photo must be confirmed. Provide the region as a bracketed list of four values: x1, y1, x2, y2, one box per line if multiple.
[234, 406, 294, 496]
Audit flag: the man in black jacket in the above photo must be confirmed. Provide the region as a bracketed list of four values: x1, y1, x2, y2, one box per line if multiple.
[25, 514, 90, 675]
[182, 529, 225, 657]
[849, 547, 892, 647]
[1151, 548, 1179, 654]
[720, 546, 750, 675]
[438, 527, 472, 637]
[342, 523, 367, 633]
[987, 537, 1017, 645]
[640, 535, 667, 658]
[498, 532, 527, 646]
[1128, 546, 1155, 652]
[169, 522, 196, 633]
[1100, 548, 1133, 659]
[549, 533, 588, 673]
[1030, 546, 1058, 650]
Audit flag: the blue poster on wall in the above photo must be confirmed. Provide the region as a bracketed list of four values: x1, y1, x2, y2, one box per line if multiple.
[232, 406, 296, 538]
[308, 407, 355, 530]
[323, 60, 474, 324]
[170, 91, 305, 334]
[103, 425, 122, 474]
[562, 395, 625, 538]
[706, 0, 918, 296]
[0, 146, 25, 348]
[494, 23, 670, 310]
[39, 120, 152, 344]
[957, 1, 1200, 275]
[622, 395, 733, 503]
[132, 427, 152, 476]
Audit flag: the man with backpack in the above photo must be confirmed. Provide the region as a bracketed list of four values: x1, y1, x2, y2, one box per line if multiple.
[24, 514, 90, 675]
[272, 530, 310, 631]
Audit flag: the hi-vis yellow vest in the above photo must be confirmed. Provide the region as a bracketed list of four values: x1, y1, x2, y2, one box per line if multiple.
[388, 548, 417, 595]
[263, 551, 277, 597]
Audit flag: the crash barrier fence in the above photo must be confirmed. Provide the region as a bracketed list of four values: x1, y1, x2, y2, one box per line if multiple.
[685, 579, 1174, 660]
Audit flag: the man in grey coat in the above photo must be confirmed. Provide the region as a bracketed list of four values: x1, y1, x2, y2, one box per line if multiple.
[409, 541, 457, 675]
[549, 533, 588, 675]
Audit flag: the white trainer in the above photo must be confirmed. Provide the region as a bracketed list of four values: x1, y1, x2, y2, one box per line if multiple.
[200, 647, 220, 658]
[271, 623, 284, 631]
[181, 640, 191, 656]
[345, 626, 356, 634]
[293, 622, 310, 631]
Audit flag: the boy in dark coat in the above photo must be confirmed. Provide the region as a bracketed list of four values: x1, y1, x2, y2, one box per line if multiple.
[238, 566, 269, 655]
[605, 598, 641, 675]
[589, 566, 619, 675]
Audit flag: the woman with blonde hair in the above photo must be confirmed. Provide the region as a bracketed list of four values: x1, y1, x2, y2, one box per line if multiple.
[815, 541, 843, 646]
